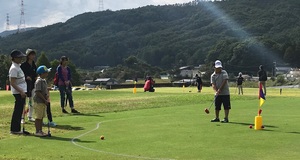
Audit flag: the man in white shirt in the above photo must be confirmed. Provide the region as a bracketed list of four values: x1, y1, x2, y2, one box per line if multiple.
[9, 50, 30, 135]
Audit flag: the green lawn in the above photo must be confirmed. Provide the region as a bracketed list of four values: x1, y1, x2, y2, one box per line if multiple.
[0, 87, 300, 160]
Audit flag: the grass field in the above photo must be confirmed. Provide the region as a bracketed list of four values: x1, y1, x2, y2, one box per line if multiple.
[1, 87, 300, 160]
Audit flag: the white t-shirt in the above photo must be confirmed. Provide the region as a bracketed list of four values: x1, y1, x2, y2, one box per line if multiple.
[9, 62, 27, 94]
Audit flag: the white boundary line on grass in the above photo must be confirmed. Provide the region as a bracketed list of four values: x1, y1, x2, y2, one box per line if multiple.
[71, 118, 175, 160]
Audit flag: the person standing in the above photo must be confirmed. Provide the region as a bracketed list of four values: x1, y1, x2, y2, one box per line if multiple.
[57, 56, 80, 113]
[210, 60, 231, 123]
[33, 65, 51, 137]
[236, 72, 244, 95]
[194, 74, 203, 92]
[9, 50, 30, 134]
[257, 65, 267, 96]
[20, 49, 37, 122]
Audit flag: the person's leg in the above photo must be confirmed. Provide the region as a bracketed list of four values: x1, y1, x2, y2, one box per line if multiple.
[66, 87, 80, 113]
[211, 96, 221, 122]
[34, 103, 48, 136]
[35, 119, 42, 133]
[241, 86, 243, 95]
[221, 95, 231, 123]
[262, 81, 267, 95]
[58, 85, 67, 113]
[238, 85, 241, 95]
[27, 96, 35, 121]
[11, 94, 25, 132]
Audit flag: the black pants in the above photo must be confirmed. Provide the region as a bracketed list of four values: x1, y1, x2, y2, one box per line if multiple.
[11, 94, 26, 132]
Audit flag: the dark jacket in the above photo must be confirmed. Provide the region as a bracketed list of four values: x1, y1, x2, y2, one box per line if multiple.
[20, 61, 37, 88]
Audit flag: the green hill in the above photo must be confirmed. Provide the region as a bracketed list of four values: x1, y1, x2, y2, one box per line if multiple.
[0, 0, 299, 72]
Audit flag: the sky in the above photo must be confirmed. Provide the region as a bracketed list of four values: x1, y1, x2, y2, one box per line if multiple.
[0, 0, 192, 33]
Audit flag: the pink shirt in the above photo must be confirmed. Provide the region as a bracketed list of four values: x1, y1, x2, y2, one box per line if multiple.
[58, 66, 68, 86]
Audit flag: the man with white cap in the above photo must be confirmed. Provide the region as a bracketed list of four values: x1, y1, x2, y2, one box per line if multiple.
[210, 60, 231, 123]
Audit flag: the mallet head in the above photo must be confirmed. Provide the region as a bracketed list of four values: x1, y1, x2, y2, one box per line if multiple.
[204, 108, 209, 114]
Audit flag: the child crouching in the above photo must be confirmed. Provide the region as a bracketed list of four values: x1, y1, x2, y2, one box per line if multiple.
[33, 65, 51, 137]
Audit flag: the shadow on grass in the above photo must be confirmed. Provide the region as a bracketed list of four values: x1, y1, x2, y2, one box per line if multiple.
[73, 113, 104, 117]
[40, 136, 95, 143]
[54, 124, 84, 131]
[229, 121, 278, 128]
[286, 131, 300, 134]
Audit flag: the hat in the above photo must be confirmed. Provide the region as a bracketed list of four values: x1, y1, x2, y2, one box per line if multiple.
[214, 60, 222, 68]
[37, 65, 51, 74]
[10, 50, 26, 58]
[60, 56, 69, 61]
[26, 48, 36, 56]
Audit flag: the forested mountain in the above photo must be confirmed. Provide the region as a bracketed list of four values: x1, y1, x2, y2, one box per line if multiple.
[0, 0, 299, 75]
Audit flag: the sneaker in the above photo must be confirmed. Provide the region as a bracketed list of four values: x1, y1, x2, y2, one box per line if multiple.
[28, 117, 35, 122]
[71, 109, 80, 113]
[210, 118, 220, 122]
[35, 131, 48, 137]
[221, 118, 229, 123]
[21, 118, 25, 124]
[62, 109, 68, 113]
[49, 122, 57, 127]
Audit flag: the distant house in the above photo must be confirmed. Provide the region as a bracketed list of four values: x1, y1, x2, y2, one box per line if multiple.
[276, 67, 291, 75]
[179, 65, 203, 78]
[94, 78, 118, 85]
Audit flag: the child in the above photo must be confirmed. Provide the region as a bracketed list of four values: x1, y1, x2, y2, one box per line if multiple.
[33, 65, 51, 136]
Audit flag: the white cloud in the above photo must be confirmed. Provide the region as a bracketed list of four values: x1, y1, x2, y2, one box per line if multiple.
[0, 0, 192, 33]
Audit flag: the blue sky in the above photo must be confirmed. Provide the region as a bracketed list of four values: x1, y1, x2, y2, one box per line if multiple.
[0, 0, 191, 32]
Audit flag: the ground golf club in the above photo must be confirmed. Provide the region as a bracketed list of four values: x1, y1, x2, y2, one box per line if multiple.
[204, 96, 216, 114]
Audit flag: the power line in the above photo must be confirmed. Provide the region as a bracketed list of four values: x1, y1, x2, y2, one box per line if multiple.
[99, 0, 104, 11]
[18, 0, 26, 32]
[6, 13, 10, 30]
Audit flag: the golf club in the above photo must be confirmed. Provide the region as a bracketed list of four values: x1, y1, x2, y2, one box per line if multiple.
[22, 104, 30, 135]
[204, 96, 217, 114]
[47, 102, 52, 137]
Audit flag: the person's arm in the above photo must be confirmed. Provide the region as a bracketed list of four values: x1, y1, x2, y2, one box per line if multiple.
[21, 63, 32, 81]
[10, 77, 27, 98]
[35, 91, 49, 105]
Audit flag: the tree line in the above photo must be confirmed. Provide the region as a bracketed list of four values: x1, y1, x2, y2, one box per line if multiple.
[0, 0, 299, 86]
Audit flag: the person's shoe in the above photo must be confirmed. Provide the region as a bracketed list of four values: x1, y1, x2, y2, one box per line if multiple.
[28, 117, 35, 122]
[23, 130, 31, 135]
[210, 118, 220, 122]
[21, 118, 25, 124]
[35, 131, 48, 137]
[62, 109, 68, 113]
[10, 131, 23, 135]
[49, 122, 57, 127]
[221, 118, 229, 123]
[71, 109, 80, 113]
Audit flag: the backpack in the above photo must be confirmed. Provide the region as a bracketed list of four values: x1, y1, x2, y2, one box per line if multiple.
[53, 72, 59, 86]
[261, 71, 267, 81]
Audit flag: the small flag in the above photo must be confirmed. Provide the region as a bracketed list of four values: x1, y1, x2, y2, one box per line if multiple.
[259, 83, 265, 107]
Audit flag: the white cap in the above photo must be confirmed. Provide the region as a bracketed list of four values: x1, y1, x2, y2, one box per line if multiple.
[214, 60, 222, 68]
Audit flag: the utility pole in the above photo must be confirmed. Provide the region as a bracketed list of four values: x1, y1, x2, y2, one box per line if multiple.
[99, 0, 104, 11]
[18, 0, 26, 33]
[6, 13, 10, 30]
